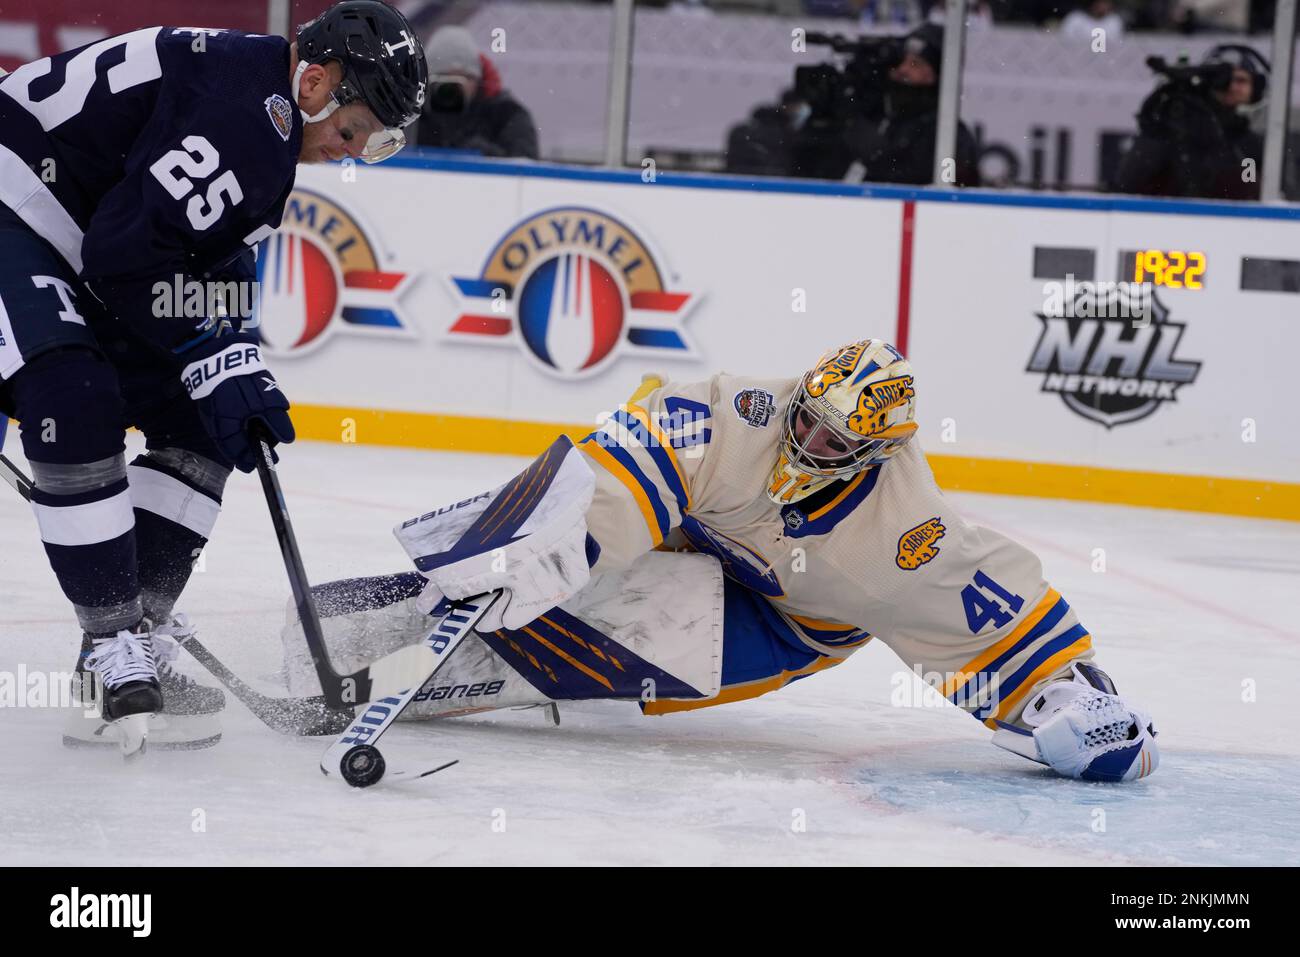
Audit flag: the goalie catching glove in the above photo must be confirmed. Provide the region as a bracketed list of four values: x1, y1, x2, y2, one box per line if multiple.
[394, 436, 598, 633]
[992, 662, 1159, 782]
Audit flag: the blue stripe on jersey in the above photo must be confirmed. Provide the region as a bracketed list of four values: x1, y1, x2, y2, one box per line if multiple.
[782, 465, 882, 539]
[789, 619, 869, 646]
[609, 408, 689, 517]
[599, 439, 671, 539]
[973, 622, 1090, 721]
[950, 595, 1072, 707]
[750, 597, 819, 655]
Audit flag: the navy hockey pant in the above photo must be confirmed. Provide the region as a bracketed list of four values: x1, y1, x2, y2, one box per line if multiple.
[0, 205, 230, 635]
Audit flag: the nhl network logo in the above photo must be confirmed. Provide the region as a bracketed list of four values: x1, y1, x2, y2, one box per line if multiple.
[1027, 284, 1201, 428]
[49, 887, 151, 937]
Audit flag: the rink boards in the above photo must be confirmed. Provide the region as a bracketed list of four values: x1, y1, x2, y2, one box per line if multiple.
[15, 154, 1300, 521]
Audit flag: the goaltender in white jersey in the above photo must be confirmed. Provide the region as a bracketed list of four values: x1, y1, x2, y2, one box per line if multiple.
[285, 339, 1159, 783]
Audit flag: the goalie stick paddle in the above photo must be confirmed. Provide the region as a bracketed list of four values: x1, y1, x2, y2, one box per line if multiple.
[0, 450, 352, 736]
[320, 589, 502, 787]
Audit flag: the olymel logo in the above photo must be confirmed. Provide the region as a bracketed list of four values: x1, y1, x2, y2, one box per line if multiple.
[445, 206, 700, 378]
[255, 188, 416, 356]
[1027, 286, 1201, 428]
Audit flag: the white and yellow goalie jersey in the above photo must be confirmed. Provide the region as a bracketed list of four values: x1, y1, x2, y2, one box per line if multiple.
[577, 373, 1094, 729]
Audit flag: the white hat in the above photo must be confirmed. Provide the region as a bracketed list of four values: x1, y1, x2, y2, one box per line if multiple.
[425, 26, 482, 79]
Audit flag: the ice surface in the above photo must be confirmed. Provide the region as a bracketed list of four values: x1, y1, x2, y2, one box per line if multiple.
[2, 437, 1297, 865]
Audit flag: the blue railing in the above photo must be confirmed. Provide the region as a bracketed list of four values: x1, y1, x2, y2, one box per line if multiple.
[383, 149, 1300, 222]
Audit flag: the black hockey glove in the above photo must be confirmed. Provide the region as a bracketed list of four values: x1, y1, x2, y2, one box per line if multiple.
[180, 337, 295, 473]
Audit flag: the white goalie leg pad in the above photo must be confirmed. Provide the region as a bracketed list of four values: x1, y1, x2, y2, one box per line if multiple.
[281, 552, 724, 719]
[394, 436, 596, 632]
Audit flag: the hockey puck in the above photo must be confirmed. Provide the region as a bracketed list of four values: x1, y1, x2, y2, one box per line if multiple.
[339, 744, 386, 788]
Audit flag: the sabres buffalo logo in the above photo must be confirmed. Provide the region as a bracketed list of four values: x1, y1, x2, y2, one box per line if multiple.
[806, 341, 867, 397]
[254, 189, 416, 356]
[849, 375, 916, 437]
[445, 207, 699, 379]
[896, 517, 945, 570]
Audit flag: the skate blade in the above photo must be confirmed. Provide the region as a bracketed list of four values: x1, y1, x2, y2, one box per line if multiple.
[114, 713, 152, 760]
[62, 710, 222, 751]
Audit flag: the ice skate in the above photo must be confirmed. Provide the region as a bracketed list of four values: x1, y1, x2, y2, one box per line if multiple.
[65, 622, 161, 759]
[63, 615, 223, 752]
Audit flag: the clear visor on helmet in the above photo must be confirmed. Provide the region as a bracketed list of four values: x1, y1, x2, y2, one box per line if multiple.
[360, 128, 406, 163]
[784, 394, 886, 476]
[328, 78, 413, 164]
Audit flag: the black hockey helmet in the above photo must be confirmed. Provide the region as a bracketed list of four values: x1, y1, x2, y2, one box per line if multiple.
[295, 1, 428, 161]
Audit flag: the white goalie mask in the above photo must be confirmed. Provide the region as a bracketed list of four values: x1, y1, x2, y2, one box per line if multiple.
[768, 339, 919, 505]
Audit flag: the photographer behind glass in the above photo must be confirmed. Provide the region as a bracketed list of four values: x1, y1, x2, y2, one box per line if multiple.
[787, 25, 977, 186]
[1114, 45, 1268, 202]
[414, 26, 539, 159]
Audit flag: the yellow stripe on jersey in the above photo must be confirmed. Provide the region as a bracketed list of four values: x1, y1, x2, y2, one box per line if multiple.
[806, 472, 867, 522]
[943, 588, 1060, 699]
[579, 438, 665, 546]
[625, 374, 664, 406]
[984, 631, 1093, 728]
[642, 656, 843, 715]
[623, 401, 693, 512]
[787, 612, 860, 632]
[784, 612, 872, 648]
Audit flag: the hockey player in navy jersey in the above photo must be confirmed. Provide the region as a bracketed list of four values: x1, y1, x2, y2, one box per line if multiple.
[0, 1, 427, 752]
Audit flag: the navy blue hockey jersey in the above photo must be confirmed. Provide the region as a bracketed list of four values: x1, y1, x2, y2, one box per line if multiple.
[0, 27, 302, 353]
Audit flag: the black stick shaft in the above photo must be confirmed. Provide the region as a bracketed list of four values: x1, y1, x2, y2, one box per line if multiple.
[250, 434, 364, 706]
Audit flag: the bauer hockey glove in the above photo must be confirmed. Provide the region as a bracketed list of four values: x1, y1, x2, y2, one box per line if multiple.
[991, 662, 1159, 782]
[180, 339, 295, 473]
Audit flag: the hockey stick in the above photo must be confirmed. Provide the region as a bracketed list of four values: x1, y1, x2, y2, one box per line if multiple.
[0, 419, 32, 500]
[0, 453, 32, 499]
[174, 634, 353, 736]
[0, 447, 352, 735]
[251, 429, 476, 710]
[320, 589, 501, 787]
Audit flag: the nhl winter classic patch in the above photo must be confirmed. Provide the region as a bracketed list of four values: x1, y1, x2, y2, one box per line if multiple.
[264, 94, 293, 141]
[733, 388, 775, 428]
[896, 517, 945, 570]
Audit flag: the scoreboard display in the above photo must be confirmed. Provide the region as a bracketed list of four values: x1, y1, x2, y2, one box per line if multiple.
[1119, 249, 1207, 289]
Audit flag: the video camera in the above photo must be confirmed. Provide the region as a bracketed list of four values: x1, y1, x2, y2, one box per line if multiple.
[793, 31, 904, 122]
[1137, 47, 1269, 138]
